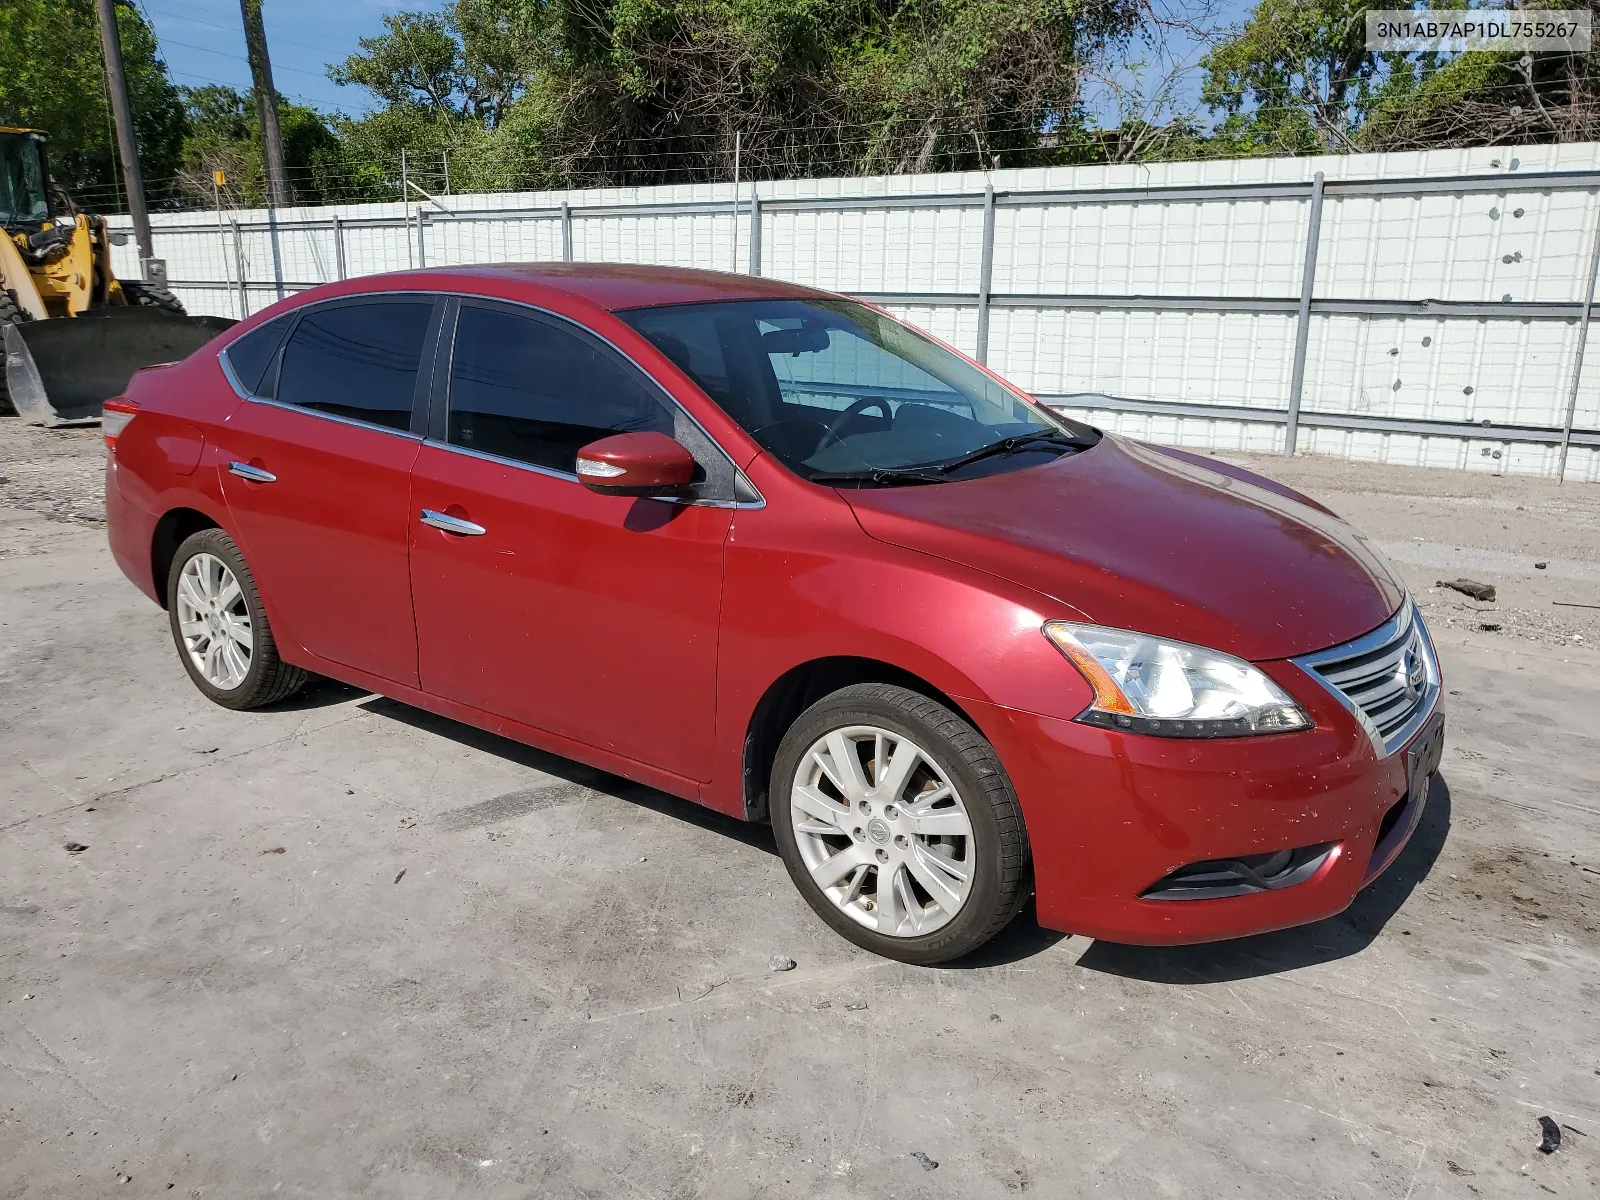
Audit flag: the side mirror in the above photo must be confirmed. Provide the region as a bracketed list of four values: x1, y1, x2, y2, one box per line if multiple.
[575, 431, 696, 497]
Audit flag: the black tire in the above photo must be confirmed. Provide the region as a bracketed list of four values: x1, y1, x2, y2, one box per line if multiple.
[122, 279, 187, 315]
[770, 683, 1031, 965]
[0, 288, 26, 326]
[0, 287, 30, 415]
[166, 528, 308, 710]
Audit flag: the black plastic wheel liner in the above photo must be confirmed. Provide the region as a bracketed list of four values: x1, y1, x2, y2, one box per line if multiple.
[4, 307, 235, 425]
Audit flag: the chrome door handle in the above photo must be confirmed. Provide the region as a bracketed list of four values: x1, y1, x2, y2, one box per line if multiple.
[227, 462, 276, 483]
[420, 509, 486, 537]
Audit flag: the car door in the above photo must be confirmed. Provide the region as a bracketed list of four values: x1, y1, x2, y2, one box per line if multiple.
[408, 299, 738, 782]
[218, 294, 442, 686]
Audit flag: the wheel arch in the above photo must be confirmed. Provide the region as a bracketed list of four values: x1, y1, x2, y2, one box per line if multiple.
[740, 655, 980, 823]
[151, 507, 222, 608]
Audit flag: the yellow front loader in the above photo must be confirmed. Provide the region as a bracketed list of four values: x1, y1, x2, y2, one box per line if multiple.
[0, 127, 230, 425]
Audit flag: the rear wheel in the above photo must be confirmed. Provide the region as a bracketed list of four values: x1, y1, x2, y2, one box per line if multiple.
[167, 528, 308, 709]
[770, 684, 1031, 965]
[122, 280, 187, 316]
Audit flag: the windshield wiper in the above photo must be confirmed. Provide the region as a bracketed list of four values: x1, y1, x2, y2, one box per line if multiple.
[808, 430, 1095, 487]
[932, 430, 1094, 475]
[808, 466, 946, 487]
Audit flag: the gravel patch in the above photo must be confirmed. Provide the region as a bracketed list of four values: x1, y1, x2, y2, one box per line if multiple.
[0, 420, 106, 525]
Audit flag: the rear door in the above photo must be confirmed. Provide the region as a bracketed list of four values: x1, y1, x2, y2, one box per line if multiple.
[218, 295, 442, 686]
[408, 299, 737, 781]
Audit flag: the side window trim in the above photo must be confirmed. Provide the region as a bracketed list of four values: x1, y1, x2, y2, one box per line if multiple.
[423, 295, 460, 444]
[218, 311, 299, 401]
[435, 296, 762, 507]
[410, 299, 449, 438]
[225, 292, 444, 440]
[259, 314, 298, 401]
[218, 345, 253, 400]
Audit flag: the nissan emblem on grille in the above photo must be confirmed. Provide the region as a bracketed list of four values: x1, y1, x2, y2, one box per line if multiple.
[1295, 602, 1438, 756]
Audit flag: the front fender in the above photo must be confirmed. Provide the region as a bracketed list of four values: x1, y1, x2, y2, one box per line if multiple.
[705, 490, 1096, 816]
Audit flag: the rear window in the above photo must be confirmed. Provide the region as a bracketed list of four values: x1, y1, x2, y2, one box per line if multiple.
[222, 314, 293, 397]
[274, 300, 434, 432]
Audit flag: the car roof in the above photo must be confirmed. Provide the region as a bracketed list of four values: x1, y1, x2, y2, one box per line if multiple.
[378, 262, 834, 313]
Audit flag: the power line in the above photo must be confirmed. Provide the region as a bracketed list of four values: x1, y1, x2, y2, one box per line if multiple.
[141, 3, 353, 58]
[153, 35, 345, 83]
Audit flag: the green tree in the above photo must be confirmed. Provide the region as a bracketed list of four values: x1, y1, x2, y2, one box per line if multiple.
[327, 0, 1144, 190]
[178, 85, 340, 208]
[0, 0, 186, 210]
[1200, 0, 1395, 154]
[1200, 0, 1600, 155]
[1360, 3, 1600, 148]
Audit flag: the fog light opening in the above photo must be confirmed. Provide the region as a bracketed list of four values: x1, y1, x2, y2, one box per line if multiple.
[1140, 843, 1338, 901]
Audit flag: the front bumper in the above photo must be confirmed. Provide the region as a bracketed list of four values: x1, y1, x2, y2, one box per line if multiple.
[969, 656, 1443, 945]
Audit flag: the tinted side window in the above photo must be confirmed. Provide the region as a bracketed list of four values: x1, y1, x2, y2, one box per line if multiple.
[276, 301, 434, 432]
[447, 305, 673, 473]
[222, 313, 293, 397]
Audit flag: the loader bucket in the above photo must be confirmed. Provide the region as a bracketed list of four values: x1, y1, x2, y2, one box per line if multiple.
[4, 308, 235, 426]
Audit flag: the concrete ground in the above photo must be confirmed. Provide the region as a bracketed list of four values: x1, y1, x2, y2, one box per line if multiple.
[2, 425, 1597, 1198]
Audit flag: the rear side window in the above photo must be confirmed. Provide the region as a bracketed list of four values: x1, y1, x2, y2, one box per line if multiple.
[447, 304, 673, 473]
[275, 300, 434, 432]
[222, 313, 293, 398]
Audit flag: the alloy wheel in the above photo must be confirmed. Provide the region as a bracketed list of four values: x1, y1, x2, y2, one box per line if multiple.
[175, 552, 253, 691]
[789, 724, 975, 937]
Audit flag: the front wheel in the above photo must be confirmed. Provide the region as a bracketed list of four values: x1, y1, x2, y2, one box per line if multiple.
[166, 528, 308, 709]
[770, 684, 1031, 965]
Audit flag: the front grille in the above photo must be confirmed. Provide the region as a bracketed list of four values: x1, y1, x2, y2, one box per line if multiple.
[1294, 602, 1439, 757]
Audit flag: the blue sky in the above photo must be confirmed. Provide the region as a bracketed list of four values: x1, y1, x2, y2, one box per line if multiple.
[136, 0, 1257, 125]
[136, 0, 403, 115]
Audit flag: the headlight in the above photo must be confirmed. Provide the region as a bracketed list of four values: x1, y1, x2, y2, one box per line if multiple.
[1042, 621, 1312, 737]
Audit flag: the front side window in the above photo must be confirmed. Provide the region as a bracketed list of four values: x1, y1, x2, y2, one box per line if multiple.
[623, 299, 1097, 485]
[447, 304, 674, 474]
[275, 300, 434, 432]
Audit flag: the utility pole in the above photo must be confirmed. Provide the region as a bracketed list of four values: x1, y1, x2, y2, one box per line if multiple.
[94, 0, 154, 275]
[240, 0, 291, 209]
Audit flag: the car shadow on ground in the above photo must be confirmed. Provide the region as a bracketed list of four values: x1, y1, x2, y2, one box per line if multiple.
[945, 898, 1071, 967]
[1074, 775, 1453, 984]
[262, 677, 372, 711]
[279, 689, 1445, 978]
[363, 696, 1071, 966]
[354, 696, 781, 858]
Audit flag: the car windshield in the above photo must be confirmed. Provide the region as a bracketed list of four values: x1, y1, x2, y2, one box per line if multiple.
[0, 133, 49, 225]
[621, 298, 1097, 484]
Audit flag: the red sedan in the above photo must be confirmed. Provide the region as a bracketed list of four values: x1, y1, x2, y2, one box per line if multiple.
[103, 264, 1445, 964]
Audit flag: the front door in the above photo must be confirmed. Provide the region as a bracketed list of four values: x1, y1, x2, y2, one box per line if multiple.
[218, 295, 440, 686]
[408, 300, 733, 781]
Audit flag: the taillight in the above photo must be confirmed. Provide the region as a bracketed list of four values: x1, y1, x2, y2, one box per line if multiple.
[102, 398, 139, 449]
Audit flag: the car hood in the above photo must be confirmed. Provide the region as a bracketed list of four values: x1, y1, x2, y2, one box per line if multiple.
[842, 435, 1405, 662]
